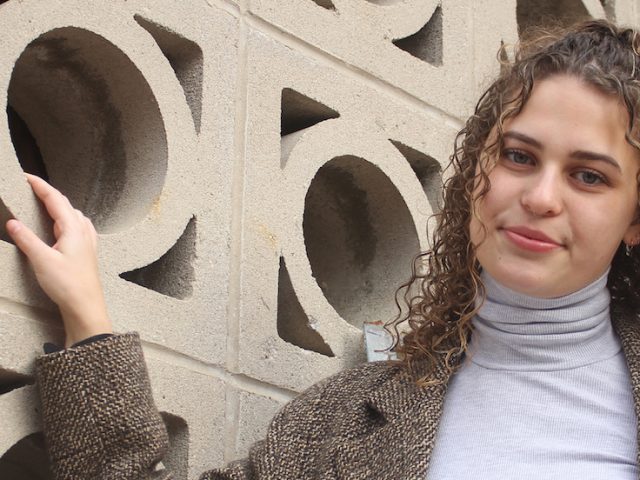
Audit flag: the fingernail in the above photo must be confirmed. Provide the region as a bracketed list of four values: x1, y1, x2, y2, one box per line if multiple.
[5, 219, 21, 234]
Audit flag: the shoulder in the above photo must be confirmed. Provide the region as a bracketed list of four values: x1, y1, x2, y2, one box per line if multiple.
[269, 360, 409, 434]
[213, 361, 413, 478]
[289, 360, 405, 407]
[243, 361, 408, 467]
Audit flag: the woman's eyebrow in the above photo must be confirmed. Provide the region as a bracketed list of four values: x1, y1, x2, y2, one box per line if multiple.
[503, 130, 542, 148]
[569, 150, 622, 172]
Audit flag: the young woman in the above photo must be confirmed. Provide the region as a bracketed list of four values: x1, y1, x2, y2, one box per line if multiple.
[8, 19, 640, 479]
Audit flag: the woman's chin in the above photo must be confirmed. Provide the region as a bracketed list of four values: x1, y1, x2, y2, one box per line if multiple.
[483, 266, 560, 298]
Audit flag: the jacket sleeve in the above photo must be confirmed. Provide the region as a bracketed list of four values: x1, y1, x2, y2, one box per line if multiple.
[197, 362, 397, 480]
[35, 333, 169, 480]
[36, 331, 395, 480]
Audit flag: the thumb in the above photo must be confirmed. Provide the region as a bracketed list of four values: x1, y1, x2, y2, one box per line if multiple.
[6, 219, 53, 266]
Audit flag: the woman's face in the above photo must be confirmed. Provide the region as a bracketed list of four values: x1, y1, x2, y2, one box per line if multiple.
[470, 74, 640, 298]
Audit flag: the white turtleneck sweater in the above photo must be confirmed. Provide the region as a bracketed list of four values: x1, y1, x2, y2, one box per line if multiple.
[427, 271, 638, 479]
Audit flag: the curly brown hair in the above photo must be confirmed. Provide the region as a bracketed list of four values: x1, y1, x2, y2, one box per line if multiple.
[389, 19, 640, 385]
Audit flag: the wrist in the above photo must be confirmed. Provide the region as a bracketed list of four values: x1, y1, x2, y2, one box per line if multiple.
[63, 322, 113, 348]
[60, 301, 112, 348]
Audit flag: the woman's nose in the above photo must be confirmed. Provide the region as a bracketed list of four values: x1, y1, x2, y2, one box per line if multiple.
[520, 170, 563, 217]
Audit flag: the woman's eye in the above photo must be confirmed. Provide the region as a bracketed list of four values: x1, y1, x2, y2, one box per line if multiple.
[504, 149, 532, 165]
[574, 170, 606, 186]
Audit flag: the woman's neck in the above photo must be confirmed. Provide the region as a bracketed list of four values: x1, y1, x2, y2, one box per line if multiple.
[468, 270, 620, 371]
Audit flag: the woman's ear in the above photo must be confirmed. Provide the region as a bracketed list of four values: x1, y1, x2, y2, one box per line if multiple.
[623, 222, 640, 247]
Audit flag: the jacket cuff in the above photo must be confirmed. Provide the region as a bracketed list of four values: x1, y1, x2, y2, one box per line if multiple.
[43, 333, 114, 354]
[35, 332, 168, 479]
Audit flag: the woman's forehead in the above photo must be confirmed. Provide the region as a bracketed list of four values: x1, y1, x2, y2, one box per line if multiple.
[500, 76, 638, 168]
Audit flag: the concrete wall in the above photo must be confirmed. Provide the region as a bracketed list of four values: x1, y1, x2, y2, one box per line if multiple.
[0, 0, 637, 478]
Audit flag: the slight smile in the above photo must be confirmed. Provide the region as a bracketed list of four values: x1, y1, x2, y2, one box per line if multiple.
[501, 226, 563, 253]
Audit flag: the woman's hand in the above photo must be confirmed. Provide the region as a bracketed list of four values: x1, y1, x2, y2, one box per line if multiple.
[5, 174, 112, 347]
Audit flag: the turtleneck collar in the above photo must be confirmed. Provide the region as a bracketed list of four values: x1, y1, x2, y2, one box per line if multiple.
[469, 270, 620, 371]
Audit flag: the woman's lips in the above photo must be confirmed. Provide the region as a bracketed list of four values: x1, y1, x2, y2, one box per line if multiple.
[502, 226, 562, 253]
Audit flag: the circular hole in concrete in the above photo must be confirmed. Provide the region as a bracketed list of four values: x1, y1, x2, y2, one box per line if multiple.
[0, 432, 52, 479]
[7, 27, 168, 233]
[303, 155, 420, 328]
[0, 197, 13, 244]
[517, 0, 591, 37]
[160, 412, 188, 480]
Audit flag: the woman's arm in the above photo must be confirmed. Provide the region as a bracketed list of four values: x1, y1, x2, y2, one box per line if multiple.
[10, 175, 370, 480]
[6, 174, 112, 347]
[35, 333, 170, 479]
[8, 176, 171, 478]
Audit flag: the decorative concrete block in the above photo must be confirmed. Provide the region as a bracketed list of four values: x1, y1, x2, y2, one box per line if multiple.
[0, 310, 61, 385]
[0, 386, 47, 476]
[233, 389, 285, 461]
[247, 0, 519, 119]
[607, 0, 640, 25]
[236, 29, 458, 392]
[146, 353, 226, 479]
[517, 0, 606, 34]
[0, 385, 40, 457]
[0, 0, 238, 367]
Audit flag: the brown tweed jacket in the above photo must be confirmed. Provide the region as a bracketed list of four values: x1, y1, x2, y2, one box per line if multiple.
[35, 308, 640, 480]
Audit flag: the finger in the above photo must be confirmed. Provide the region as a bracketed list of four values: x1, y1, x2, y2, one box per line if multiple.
[53, 221, 62, 240]
[84, 216, 97, 235]
[25, 175, 77, 229]
[53, 209, 86, 241]
[6, 219, 56, 266]
[84, 216, 98, 249]
[77, 211, 97, 248]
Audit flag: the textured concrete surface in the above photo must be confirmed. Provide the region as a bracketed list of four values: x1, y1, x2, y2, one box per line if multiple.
[233, 389, 284, 461]
[237, 28, 455, 391]
[0, 0, 635, 477]
[147, 355, 226, 479]
[248, 0, 519, 119]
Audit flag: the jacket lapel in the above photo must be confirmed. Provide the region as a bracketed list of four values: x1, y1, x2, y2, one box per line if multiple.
[612, 305, 640, 473]
[329, 357, 453, 480]
[327, 307, 640, 480]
